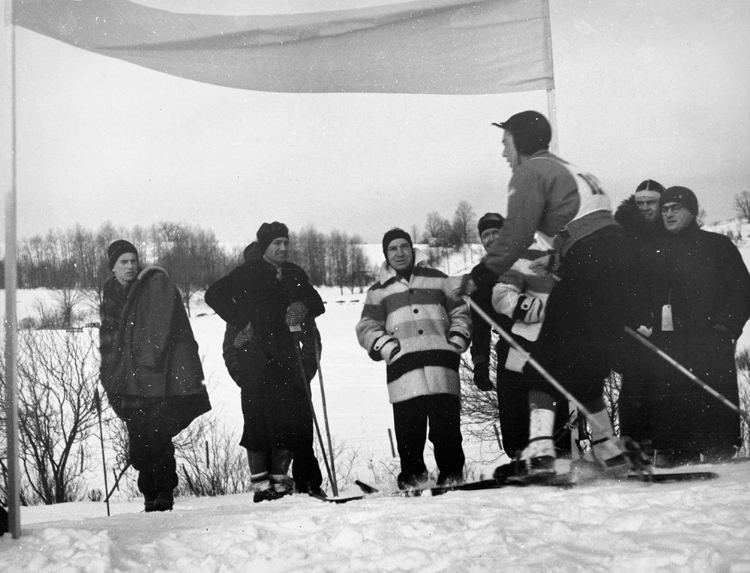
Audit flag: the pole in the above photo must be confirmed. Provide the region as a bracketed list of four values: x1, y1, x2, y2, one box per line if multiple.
[2, 0, 21, 539]
[464, 296, 609, 433]
[542, 0, 559, 155]
[290, 328, 336, 495]
[313, 337, 339, 497]
[624, 326, 750, 423]
[94, 389, 111, 517]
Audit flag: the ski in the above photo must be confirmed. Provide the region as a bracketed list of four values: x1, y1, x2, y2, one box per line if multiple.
[314, 470, 719, 504]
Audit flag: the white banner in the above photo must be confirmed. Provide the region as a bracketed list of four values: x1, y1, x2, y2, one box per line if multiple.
[14, 0, 554, 94]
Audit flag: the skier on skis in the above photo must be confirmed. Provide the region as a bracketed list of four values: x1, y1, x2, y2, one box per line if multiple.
[206, 222, 325, 501]
[456, 111, 632, 481]
[356, 229, 472, 489]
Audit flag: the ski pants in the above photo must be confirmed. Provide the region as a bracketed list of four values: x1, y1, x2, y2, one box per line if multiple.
[526, 226, 628, 404]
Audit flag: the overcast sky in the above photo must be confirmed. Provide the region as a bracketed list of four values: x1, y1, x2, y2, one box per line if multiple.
[6, 0, 750, 246]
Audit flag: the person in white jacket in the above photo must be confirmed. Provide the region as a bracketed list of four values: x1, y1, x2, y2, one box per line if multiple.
[356, 228, 472, 489]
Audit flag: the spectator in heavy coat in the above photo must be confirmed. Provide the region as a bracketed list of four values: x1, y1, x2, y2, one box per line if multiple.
[469, 213, 567, 457]
[638, 186, 750, 465]
[221, 241, 325, 497]
[356, 228, 472, 489]
[100, 240, 211, 512]
[614, 179, 667, 452]
[206, 222, 325, 502]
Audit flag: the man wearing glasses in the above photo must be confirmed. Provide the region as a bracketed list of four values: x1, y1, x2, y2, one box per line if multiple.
[636, 186, 750, 466]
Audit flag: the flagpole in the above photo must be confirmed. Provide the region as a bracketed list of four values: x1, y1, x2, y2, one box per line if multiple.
[2, 0, 21, 539]
[542, 0, 559, 155]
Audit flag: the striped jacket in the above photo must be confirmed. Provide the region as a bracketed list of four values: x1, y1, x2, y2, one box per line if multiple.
[356, 254, 472, 404]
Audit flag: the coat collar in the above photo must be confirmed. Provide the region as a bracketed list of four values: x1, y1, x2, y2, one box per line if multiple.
[378, 248, 429, 284]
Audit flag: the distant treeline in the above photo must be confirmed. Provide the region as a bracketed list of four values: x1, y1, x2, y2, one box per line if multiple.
[10, 221, 373, 305]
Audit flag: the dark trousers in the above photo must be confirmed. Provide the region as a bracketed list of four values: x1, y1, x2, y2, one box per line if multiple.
[125, 401, 180, 497]
[392, 394, 465, 487]
[529, 228, 628, 403]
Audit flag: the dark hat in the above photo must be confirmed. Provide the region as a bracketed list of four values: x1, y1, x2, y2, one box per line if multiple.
[492, 110, 551, 156]
[477, 212, 505, 235]
[382, 228, 413, 259]
[660, 186, 699, 216]
[257, 222, 289, 254]
[635, 179, 666, 195]
[107, 240, 138, 270]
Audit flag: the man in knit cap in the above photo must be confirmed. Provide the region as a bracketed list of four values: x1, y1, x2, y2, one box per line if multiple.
[635, 187, 750, 466]
[206, 222, 326, 501]
[100, 240, 211, 512]
[356, 228, 472, 489]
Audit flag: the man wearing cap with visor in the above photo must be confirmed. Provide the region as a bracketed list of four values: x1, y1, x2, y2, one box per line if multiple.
[635, 186, 750, 465]
[457, 110, 633, 481]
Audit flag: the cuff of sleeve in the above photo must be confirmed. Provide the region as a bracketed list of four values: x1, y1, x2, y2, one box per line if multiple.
[448, 332, 469, 353]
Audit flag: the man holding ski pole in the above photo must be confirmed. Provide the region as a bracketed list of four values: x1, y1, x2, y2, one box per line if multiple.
[457, 111, 633, 482]
[206, 222, 327, 501]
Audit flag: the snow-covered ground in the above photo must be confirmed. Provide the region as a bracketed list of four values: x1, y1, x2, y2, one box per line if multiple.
[2, 236, 750, 570]
[2, 461, 750, 571]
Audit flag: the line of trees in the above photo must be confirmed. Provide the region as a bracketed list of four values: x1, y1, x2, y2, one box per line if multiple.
[11, 222, 374, 310]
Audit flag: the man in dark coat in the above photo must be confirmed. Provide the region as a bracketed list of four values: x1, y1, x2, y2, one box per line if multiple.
[221, 241, 325, 497]
[614, 179, 667, 450]
[100, 240, 211, 512]
[206, 222, 325, 502]
[638, 186, 750, 465]
[469, 213, 569, 457]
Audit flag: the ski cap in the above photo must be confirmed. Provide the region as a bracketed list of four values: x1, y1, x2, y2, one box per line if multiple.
[660, 186, 699, 216]
[492, 110, 551, 156]
[635, 179, 666, 201]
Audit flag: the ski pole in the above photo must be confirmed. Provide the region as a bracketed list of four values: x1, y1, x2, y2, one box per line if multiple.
[463, 296, 608, 434]
[94, 388, 111, 517]
[624, 326, 750, 423]
[290, 327, 337, 495]
[313, 336, 339, 497]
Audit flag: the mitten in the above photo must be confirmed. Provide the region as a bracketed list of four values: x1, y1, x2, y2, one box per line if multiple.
[473, 356, 493, 391]
[512, 295, 544, 323]
[286, 301, 308, 327]
[234, 321, 254, 349]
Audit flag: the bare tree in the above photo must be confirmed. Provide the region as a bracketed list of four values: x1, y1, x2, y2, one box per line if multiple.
[734, 191, 750, 224]
[11, 328, 101, 504]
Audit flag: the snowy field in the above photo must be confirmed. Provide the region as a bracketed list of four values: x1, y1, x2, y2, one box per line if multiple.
[2, 461, 750, 571]
[3, 238, 750, 570]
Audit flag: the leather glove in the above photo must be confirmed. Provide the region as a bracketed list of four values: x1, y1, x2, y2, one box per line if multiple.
[473, 356, 493, 391]
[512, 295, 544, 323]
[234, 321, 254, 349]
[286, 301, 308, 327]
[454, 274, 477, 297]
